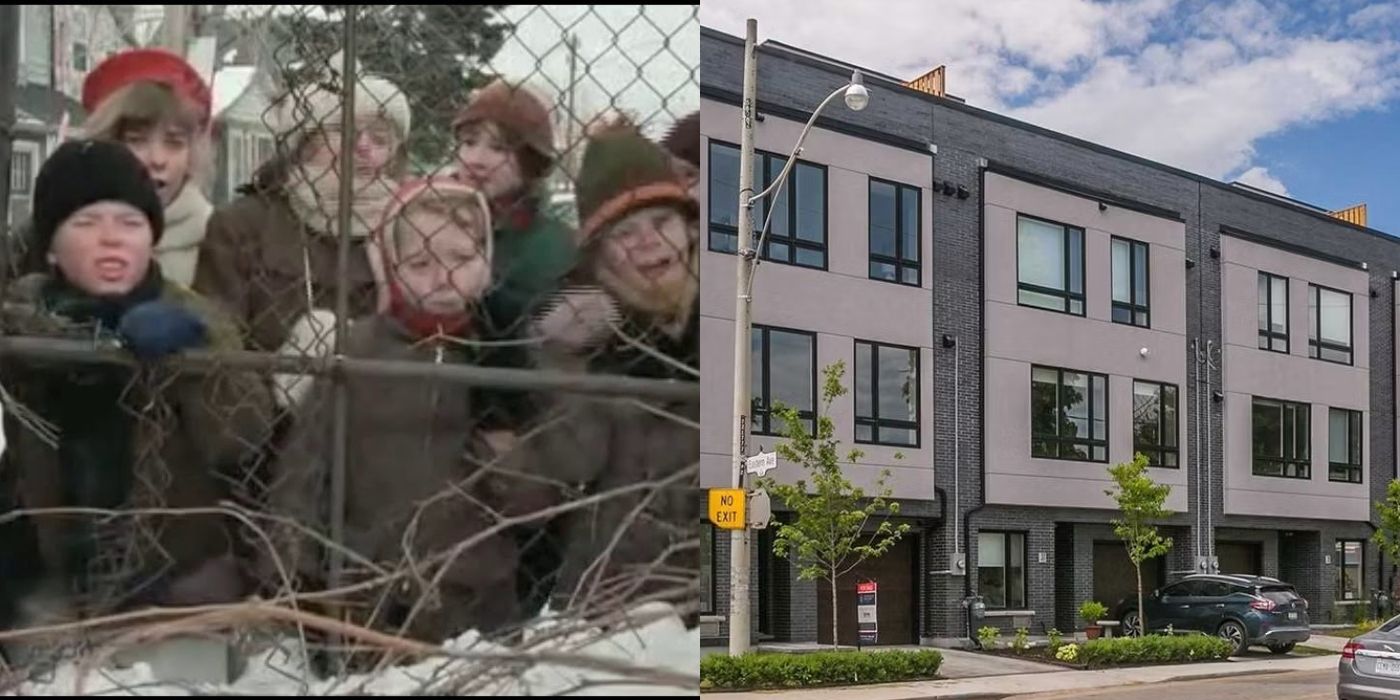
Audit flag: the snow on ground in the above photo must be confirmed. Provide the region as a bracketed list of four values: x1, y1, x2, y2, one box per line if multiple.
[12, 603, 698, 696]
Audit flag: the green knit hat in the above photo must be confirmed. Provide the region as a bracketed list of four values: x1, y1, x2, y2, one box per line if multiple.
[575, 126, 697, 244]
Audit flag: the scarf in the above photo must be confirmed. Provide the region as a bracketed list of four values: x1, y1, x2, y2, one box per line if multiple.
[286, 163, 397, 240]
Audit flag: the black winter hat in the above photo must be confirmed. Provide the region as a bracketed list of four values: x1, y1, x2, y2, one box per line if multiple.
[31, 139, 164, 255]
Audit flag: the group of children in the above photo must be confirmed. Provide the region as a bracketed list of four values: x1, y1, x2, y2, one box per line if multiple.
[0, 46, 700, 650]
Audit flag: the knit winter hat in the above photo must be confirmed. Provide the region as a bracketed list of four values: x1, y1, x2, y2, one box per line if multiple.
[32, 140, 165, 255]
[662, 111, 700, 168]
[274, 51, 412, 147]
[575, 126, 697, 245]
[83, 49, 212, 127]
[452, 78, 555, 164]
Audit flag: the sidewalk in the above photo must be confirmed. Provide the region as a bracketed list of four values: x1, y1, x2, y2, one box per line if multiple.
[708, 639, 1345, 699]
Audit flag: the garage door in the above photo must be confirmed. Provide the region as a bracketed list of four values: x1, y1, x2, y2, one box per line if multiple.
[817, 535, 917, 645]
[1093, 541, 1162, 613]
[1217, 541, 1262, 576]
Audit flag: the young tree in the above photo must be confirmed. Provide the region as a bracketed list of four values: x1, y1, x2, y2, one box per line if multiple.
[754, 361, 911, 648]
[1105, 453, 1173, 636]
[1373, 480, 1400, 601]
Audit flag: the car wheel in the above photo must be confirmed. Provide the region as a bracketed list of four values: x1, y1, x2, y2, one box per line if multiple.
[1267, 642, 1295, 655]
[1217, 620, 1248, 656]
[1121, 610, 1142, 637]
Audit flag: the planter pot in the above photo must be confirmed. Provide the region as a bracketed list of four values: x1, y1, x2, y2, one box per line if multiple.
[1084, 625, 1102, 640]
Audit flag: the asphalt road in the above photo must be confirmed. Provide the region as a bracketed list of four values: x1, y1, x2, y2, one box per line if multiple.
[1016, 669, 1336, 700]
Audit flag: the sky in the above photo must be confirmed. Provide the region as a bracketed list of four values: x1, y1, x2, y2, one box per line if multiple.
[700, 0, 1400, 234]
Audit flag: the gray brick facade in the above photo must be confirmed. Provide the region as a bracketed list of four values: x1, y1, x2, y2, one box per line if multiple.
[701, 26, 1398, 642]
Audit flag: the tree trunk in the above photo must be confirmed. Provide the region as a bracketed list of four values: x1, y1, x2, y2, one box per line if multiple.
[1136, 563, 1146, 635]
[831, 565, 839, 648]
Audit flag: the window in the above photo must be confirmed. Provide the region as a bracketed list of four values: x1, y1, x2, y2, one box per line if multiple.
[1031, 366, 1108, 462]
[1336, 540, 1364, 601]
[1309, 284, 1353, 364]
[1133, 380, 1179, 468]
[1257, 272, 1289, 352]
[978, 531, 1026, 609]
[9, 151, 33, 195]
[701, 523, 715, 614]
[751, 326, 816, 436]
[1252, 398, 1310, 478]
[73, 41, 88, 72]
[869, 179, 920, 286]
[707, 141, 827, 269]
[1112, 237, 1150, 327]
[1329, 408, 1363, 483]
[855, 341, 919, 447]
[1017, 215, 1085, 315]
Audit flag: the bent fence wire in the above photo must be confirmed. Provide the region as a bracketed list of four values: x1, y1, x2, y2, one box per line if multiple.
[0, 4, 699, 692]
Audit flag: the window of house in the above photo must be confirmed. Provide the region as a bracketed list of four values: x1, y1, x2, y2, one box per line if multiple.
[1328, 408, 1363, 484]
[1309, 284, 1353, 364]
[855, 340, 919, 447]
[708, 141, 827, 269]
[1252, 398, 1311, 478]
[1337, 540, 1364, 601]
[869, 178, 920, 286]
[751, 325, 816, 436]
[1031, 365, 1108, 462]
[978, 531, 1026, 609]
[9, 150, 33, 195]
[1111, 237, 1149, 327]
[73, 41, 89, 72]
[1017, 215, 1085, 315]
[1132, 380, 1178, 468]
[1258, 272, 1289, 352]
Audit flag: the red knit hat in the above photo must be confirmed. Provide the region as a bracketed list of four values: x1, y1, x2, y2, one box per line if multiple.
[82, 49, 212, 127]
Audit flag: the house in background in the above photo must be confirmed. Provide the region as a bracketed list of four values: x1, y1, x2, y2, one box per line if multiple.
[210, 63, 276, 205]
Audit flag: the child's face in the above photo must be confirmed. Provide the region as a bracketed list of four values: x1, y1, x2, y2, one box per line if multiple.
[393, 205, 491, 317]
[454, 122, 524, 201]
[49, 201, 155, 297]
[595, 204, 696, 315]
[302, 116, 399, 177]
[120, 121, 193, 206]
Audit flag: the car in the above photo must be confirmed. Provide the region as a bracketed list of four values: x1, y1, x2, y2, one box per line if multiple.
[1111, 573, 1310, 655]
[1339, 615, 1400, 700]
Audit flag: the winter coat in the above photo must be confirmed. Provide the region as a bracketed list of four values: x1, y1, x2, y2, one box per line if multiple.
[489, 302, 699, 616]
[267, 315, 522, 642]
[0, 273, 274, 617]
[191, 189, 379, 353]
[153, 185, 214, 287]
[484, 197, 577, 338]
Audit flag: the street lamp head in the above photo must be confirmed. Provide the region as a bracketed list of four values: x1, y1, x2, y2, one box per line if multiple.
[844, 70, 869, 111]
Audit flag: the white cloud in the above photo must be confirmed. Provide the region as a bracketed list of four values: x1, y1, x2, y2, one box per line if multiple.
[701, 0, 1400, 196]
[1234, 166, 1291, 196]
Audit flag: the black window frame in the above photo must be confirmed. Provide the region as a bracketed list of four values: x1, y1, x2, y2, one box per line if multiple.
[868, 177, 921, 286]
[706, 139, 829, 270]
[751, 324, 817, 437]
[1328, 407, 1363, 484]
[1111, 236, 1151, 328]
[700, 522, 716, 614]
[977, 530, 1027, 610]
[1031, 365, 1109, 463]
[1336, 539, 1364, 602]
[854, 339, 921, 448]
[9, 150, 32, 195]
[1308, 283, 1354, 365]
[1016, 213, 1086, 317]
[1252, 397, 1311, 479]
[1258, 271, 1290, 353]
[1132, 379, 1179, 468]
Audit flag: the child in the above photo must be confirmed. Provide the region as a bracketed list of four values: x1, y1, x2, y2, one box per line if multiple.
[267, 178, 521, 643]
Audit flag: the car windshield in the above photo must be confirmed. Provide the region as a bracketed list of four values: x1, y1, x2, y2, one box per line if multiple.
[1380, 616, 1400, 634]
[1258, 585, 1299, 604]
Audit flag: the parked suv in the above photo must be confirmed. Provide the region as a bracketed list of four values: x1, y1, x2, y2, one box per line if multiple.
[1112, 574, 1310, 655]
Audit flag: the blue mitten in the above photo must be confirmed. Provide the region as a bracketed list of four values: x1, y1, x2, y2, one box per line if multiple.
[117, 300, 209, 361]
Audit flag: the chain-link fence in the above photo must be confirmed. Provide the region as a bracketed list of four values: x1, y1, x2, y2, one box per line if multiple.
[0, 4, 698, 693]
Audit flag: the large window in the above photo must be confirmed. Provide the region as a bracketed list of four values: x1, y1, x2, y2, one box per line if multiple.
[701, 523, 715, 614]
[1252, 398, 1311, 479]
[751, 326, 816, 436]
[1112, 237, 1150, 327]
[1031, 366, 1108, 462]
[1132, 380, 1179, 468]
[855, 341, 919, 447]
[1329, 408, 1363, 484]
[1017, 215, 1085, 316]
[1336, 540, 1364, 601]
[869, 178, 920, 286]
[978, 531, 1026, 609]
[1257, 272, 1289, 353]
[1309, 284, 1353, 364]
[707, 141, 827, 269]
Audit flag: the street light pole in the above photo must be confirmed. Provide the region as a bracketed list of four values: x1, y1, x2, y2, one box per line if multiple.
[727, 17, 759, 657]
